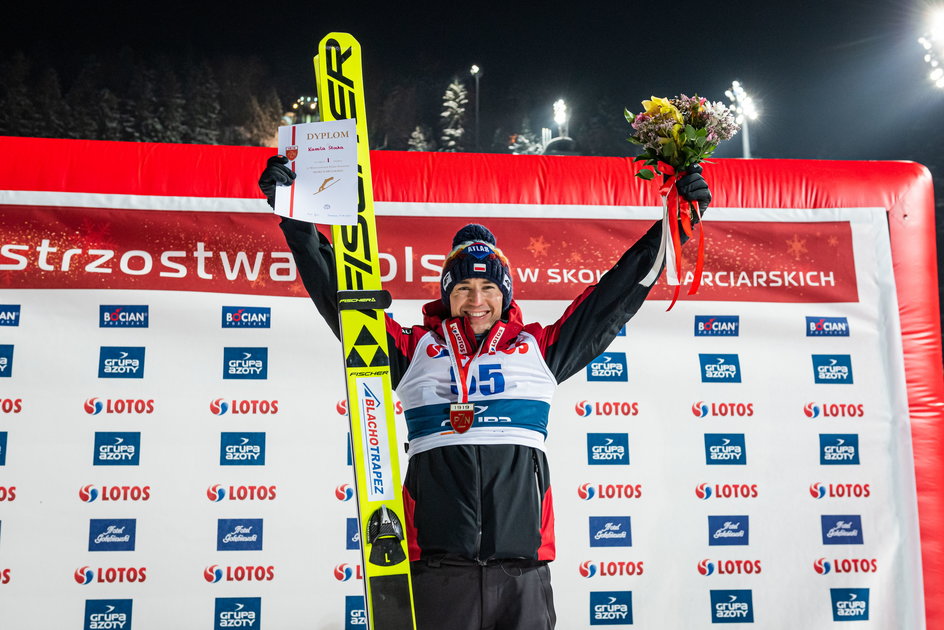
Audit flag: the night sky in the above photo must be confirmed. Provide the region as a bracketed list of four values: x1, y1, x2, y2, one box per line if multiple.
[4, 0, 942, 162]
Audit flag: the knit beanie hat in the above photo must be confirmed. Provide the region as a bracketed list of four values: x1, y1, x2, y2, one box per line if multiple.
[440, 224, 513, 312]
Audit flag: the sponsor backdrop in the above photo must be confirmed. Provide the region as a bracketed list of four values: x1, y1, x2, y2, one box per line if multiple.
[0, 138, 942, 629]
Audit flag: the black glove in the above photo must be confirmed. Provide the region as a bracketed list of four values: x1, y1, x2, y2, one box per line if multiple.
[258, 155, 297, 208]
[675, 163, 711, 214]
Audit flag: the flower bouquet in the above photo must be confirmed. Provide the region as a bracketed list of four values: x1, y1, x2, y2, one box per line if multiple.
[625, 95, 739, 308]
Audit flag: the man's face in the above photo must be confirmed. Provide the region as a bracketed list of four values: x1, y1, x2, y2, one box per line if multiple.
[449, 277, 503, 335]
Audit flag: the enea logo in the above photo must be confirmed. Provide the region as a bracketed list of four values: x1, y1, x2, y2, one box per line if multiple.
[587, 434, 629, 465]
[586, 353, 628, 382]
[699, 354, 741, 383]
[812, 354, 854, 384]
[589, 591, 633, 625]
[708, 515, 749, 546]
[0, 305, 20, 327]
[0, 431, 6, 466]
[214, 597, 261, 630]
[821, 515, 864, 545]
[220, 432, 266, 466]
[830, 588, 870, 621]
[223, 347, 268, 380]
[804, 402, 864, 418]
[692, 401, 754, 418]
[345, 595, 367, 630]
[217, 518, 263, 551]
[0, 345, 13, 378]
[93, 432, 140, 466]
[704, 434, 747, 465]
[807, 316, 850, 337]
[222, 306, 272, 328]
[695, 315, 739, 336]
[84, 599, 132, 630]
[99, 305, 148, 328]
[346, 517, 360, 550]
[98, 347, 145, 379]
[578, 483, 643, 501]
[84, 398, 154, 415]
[820, 434, 860, 465]
[335, 484, 355, 501]
[88, 519, 136, 552]
[710, 589, 754, 623]
[589, 516, 632, 548]
[575, 400, 639, 417]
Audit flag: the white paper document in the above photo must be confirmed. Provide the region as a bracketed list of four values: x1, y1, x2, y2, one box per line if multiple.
[274, 119, 358, 225]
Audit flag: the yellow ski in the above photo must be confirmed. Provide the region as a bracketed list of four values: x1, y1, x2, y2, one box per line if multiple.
[314, 33, 416, 630]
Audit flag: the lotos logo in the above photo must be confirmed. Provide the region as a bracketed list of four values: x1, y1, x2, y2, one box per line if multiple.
[578, 483, 596, 500]
[205, 565, 224, 583]
[222, 306, 271, 328]
[805, 402, 864, 418]
[809, 482, 871, 499]
[587, 433, 629, 465]
[84, 397, 154, 415]
[704, 434, 747, 465]
[210, 399, 230, 415]
[217, 518, 264, 551]
[699, 354, 741, 383]
[814, 558, 832, 574]
[205, 565, 275, 583]
[589, 516, 632, 548]
[807, 316, 850, 337]
[220, 432, 266, 466]
[93, 432, 140, 466]
[575, 400, 639, 417]
[710, 589, 754, 623]
[425, 343, 449, 359]
[0, 398, 22, 414]
[812, 354, 854, 384]
[83, 598, 132, 630]
[830, 588, 870, 621]
[589, 591, 633, 625]
[708, 515, 749, 546]
[79, 485, 151, 502]
[336, 398, 404, 416]
[98, 347, 145, 379]
[695, 315, 739, 336]
[816, 558, 877, 574]
[0, 305, 20, 327]
[820, 434, 860, 465]
[0, 345, 14, 378]
[576, 400, 593, 417]
[0, 486, 15, 501]
[74, 566, 147, 585]
[821, 515, 864, 545]
[335, 484, 355, 501]
[207, 484, 277, 502]
[586, 353, 628, 382]
[333, 563, 363, 581]
[577, 483, 642, 500]
[99, 305, 148, 327]
[698, 559, 716, 575]
[214, 597, 261, 630]
[696, 483, 759, 500]
[693, 401, 754, 418]
[579, 561, 644, 578]
[222, 347, 268, 380]
[698, 559, 762, 576]
[75, 566, 95, 585]
[208, 485, 226, 502]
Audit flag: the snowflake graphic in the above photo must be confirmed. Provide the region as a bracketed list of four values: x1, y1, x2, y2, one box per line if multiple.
[527, 236, 550, 257]
[786, 234, 808, 260]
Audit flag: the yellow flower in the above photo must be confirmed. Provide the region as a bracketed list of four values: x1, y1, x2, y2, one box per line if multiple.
[641, 96, 683, 125]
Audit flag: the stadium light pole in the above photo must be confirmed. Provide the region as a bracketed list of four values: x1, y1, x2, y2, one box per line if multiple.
[553, 99, 568, 138]
[725, 81, 759, 158]
[470, 65, 482, 150]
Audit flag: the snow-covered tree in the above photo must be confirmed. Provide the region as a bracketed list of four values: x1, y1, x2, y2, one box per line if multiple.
[507, 116, 543, 154]
[438, 79, 468, 152]
[408, 125, 435, 151]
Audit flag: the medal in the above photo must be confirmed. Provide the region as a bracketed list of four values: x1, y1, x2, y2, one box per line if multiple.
[449, 403, 475, 433]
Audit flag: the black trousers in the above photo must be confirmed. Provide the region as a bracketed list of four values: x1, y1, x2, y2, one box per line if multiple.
[411, 560, 556, 630]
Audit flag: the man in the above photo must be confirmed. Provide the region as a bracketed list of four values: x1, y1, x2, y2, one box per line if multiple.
[259, 156, 710, 630]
